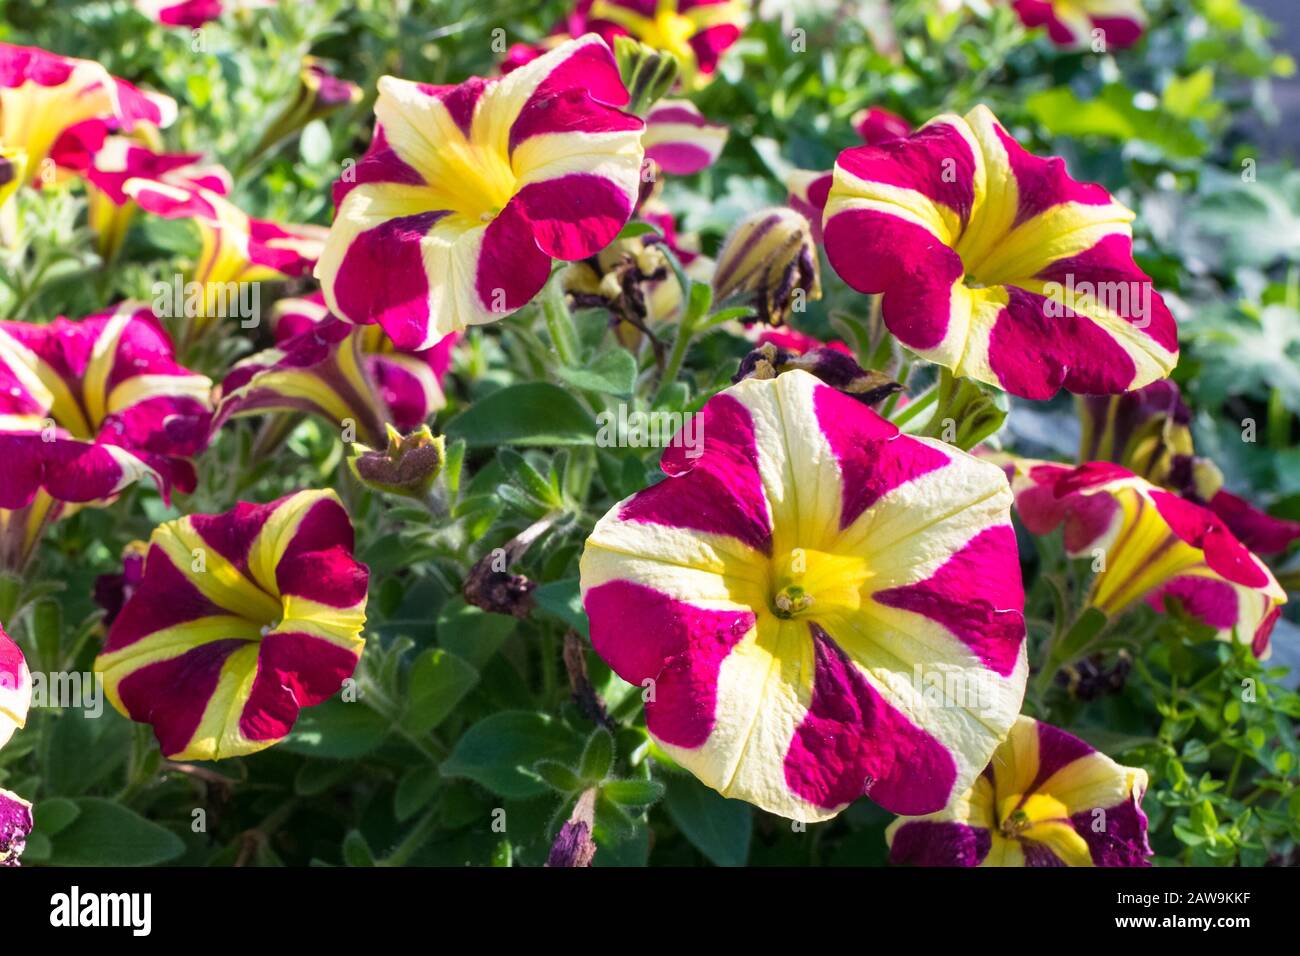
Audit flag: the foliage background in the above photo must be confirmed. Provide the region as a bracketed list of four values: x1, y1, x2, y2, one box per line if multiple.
[0, 0, 1297, 866]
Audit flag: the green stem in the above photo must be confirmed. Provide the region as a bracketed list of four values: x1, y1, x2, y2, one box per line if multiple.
[379, 807, 441, 866]
[540, 271, 580, 367]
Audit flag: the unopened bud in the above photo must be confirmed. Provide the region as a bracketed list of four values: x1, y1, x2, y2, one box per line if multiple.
[347, 424, 445, 499]
[712, 207, 821, 325]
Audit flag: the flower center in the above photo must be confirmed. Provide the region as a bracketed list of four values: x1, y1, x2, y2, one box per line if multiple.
[769, 548, 871, 621]
[997, 792, 1070, 839]
[428, 139, 519, 226]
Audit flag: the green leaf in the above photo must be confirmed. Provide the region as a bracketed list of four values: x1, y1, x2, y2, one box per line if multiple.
[437, 598, 516, 668]
[663, 775, 752, 867]
[395, 765, 442, 822]
[498, 448, 563, 508]
[31, 798, 80, 838]
[43, 799, 184, 867]
[1026, 85, 1205, 159]
[342, 829, 376, 867]
[602, 778, 664, 807]
[444, 383, 597, 447]
[580, 728, 615, 782]
[441, 711, 584, 799]
[295, 760, 356, 796]
[282, 697, 390, 759]
[533, 759, 582, 792]
[405, 648, 479, 736]
[555, 349, 638, 398]
[532, 578, 589, 638]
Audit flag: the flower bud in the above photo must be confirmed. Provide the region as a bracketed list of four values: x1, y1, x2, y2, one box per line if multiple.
[734, 341, 900, 406]
[613, 36, 680, 116]
[252, 57, 362, 158]
[546, 789, 598, 867]
[348, 424, 445, 500]
[712, 207, 821, 325]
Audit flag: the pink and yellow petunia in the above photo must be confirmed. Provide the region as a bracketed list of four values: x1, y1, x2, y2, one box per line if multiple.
[54, 122, 232, 262]
[126, 180, 325, 338]
[580, 369, 1028, 821]
[823, 105, 1178, 399]
[94, 490, 369, 761]
[1010, 461, 1286, 655]
[213, 293, 458, 445]
[642, 99, 727, 175]
[0, 304, 213, 569]
[0, 43, 175, 185]
[887, 715, 1151, 866]
[573, 0, 746, 89]
[135, 0, 275, 28]
[315, 35, 645, 350]
[0, 626, 31, 751]
[1078, 380, 1300, 558]
[1012, 0, 1145, 51]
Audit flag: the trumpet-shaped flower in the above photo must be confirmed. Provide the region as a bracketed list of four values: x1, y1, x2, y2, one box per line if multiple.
[94, 490, 368, 760]
[127, 181, 325, 338]
[57, 123, 232, 262]
[135, 0, 274, 28]
[887, 716, 1151, 866]
[1078, 380, 1300, 557]
[316, 35, 645, 350]
[575, 0, 746, 89]
[0, 626, 31, 751]
[1010, 461, 1286, 655]
[215, 293, 457, 444]
[1012, 0, 1145, 50]
[580, 369, 1027, 821]
[823, 105, 1178, 399]
[0, 43, 175, 184]
[0, 304, 213, 568]
[643, 99, 727, 175]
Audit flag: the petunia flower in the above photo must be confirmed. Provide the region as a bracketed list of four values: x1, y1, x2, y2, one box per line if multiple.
[126, 180, 325, 340]
[0, 43, 175, 185]
[1010, 461, 1286, 655]
[315, 34, 645, 351]
[54, 122, 232, 262]
[213, 293, 457, 445]
[94, 489, 368, 761]
[574, 0, 747, 89]
[580, 369, 1028, 821]
[823, 105, 1178, 399]
[135, 0, 275, 28]
[0, 626, 31, 751]
[642, 99, 727, 175]
[887, 715, 1151, 866]
[0, 789, 32, 867]
[1078, 380, 1300, 558]
[1012, 0, 1145, 51]
[0, 304, 213, 569]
